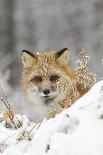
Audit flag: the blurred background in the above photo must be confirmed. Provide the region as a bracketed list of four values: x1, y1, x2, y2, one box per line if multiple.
[0, 0, 103, 119]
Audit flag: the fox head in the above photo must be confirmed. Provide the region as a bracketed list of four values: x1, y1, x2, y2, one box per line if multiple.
[21, 48, 77, 118]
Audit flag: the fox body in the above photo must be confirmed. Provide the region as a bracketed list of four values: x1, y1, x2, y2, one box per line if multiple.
[21, 48, 95, 120]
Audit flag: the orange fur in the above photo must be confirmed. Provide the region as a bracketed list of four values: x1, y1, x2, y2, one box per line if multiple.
[21, 49, 95, 119]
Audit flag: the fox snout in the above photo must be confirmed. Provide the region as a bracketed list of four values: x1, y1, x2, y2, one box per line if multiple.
[38, 86, 57, 97]
[43, 89, 50, 95]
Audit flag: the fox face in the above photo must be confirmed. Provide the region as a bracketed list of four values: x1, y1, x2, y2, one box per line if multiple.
[21, 49, 78, 119]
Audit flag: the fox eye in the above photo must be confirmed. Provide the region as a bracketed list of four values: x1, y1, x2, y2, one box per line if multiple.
[30, 76, 43, 83]
[50, 75, 60, 82]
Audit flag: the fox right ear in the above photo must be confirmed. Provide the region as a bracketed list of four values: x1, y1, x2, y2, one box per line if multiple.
[21, 50, 36, 67]
[55, 48, 69, 65]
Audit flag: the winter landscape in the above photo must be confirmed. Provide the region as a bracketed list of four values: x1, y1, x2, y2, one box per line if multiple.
[0, 0, 103, 155]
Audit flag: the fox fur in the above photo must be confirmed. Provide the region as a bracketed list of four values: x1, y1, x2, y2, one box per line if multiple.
[21, 48, 96, 120]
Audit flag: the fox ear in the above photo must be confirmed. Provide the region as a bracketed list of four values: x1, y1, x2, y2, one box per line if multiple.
[55, 48, 69, 65]
[21, 50, 36, 67]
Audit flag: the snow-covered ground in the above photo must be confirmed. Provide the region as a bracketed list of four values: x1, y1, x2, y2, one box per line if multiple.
[0, 80, 103, 155]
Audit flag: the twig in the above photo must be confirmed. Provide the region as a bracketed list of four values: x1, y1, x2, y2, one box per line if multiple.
[14, 115, 22, 128]
[0, 85, 8, 101]
[1, 98, 10, 111]
[1, 98, 18, 129]
[0, 86, 22, 129]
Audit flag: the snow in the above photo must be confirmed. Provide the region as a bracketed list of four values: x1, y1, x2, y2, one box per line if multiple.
[0, 81, 103, 155]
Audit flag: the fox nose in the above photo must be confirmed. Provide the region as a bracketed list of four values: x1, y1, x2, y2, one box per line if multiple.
[43, 89, 50, 95]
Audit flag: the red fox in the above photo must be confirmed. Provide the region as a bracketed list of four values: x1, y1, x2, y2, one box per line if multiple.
[21, 48, 96, 120]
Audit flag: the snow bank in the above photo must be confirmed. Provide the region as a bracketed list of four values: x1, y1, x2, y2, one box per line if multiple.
[0, 81, 103, 155]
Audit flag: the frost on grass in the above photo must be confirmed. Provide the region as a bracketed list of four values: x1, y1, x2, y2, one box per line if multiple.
[75, 49, 96, 93]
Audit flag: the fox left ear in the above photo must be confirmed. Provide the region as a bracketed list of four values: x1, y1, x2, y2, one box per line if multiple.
[21, 50, 36, 67]
[55, 48, 69, 65]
